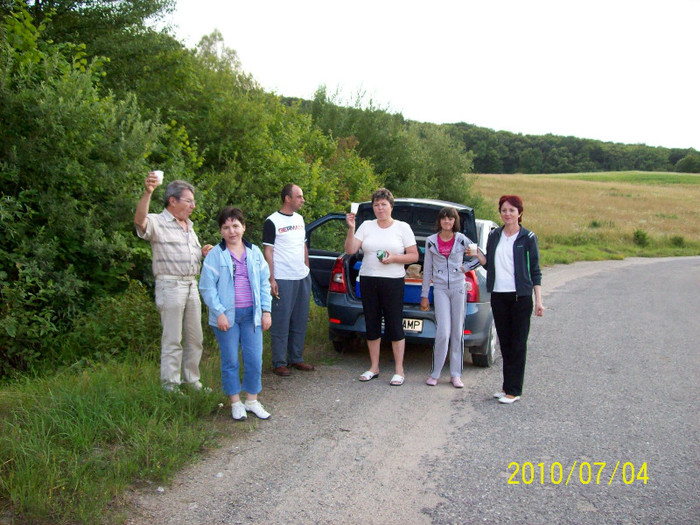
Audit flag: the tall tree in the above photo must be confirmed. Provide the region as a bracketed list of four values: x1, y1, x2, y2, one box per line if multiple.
[0, 4, 165, 373]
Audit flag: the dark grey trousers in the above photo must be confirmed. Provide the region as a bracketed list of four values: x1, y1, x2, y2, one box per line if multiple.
[270, 275, 311, 368]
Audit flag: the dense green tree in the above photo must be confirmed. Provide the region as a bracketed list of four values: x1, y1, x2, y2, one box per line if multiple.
[543, 146, 573, 173]
[675, 154, 700, 173]
[0, 5, 165, 373]
[519, 147, 544, 174]
[308, 88, 477, 204]
[409, 122, 475, 203]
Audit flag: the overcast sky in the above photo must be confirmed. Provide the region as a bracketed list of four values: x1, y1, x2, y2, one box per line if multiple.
[167, 0, 700, 150]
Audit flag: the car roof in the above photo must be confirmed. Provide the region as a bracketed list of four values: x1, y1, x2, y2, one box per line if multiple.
[358, 198, 473, 211]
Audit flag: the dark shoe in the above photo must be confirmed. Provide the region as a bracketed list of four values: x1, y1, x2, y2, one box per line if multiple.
[290, 362, 315, 371]
[273, 366, 291, 377]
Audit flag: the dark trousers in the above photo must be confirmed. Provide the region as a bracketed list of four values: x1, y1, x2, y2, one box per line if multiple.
[491, 292, 533, 396]
[359, 276, 405, 341]
[270, 275, 311, 368]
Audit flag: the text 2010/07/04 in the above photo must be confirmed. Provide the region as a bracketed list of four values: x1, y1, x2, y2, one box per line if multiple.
[507, 461, 649, 486]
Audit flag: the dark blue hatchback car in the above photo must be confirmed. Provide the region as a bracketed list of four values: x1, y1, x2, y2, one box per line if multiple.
[306, 198, 498, 367]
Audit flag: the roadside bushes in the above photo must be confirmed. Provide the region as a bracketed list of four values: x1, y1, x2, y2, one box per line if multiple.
[55, 280, 162, 366]
[307, 88, 479, 206]
[0, 7, 163, 376]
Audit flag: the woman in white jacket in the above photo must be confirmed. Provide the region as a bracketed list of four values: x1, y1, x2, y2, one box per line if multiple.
[420, 207, 475, 388]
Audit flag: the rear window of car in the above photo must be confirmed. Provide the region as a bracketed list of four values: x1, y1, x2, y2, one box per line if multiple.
[357, 202, 476, 242]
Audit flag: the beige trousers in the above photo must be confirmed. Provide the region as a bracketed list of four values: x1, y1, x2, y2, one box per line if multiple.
[154, 278, 203, 388]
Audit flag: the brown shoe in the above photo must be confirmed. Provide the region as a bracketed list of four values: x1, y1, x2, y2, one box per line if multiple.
[290, 362, 315, 371]
[272, 366, 291, 377]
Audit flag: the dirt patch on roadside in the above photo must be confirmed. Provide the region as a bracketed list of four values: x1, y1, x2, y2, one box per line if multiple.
[126, 349, 476, 524]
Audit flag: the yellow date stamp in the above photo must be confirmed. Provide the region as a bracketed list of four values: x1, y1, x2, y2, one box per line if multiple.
[507, 461, 648, 485]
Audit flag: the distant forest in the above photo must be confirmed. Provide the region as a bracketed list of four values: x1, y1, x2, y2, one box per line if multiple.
[288, 98, 699, 175]
[448, 123, 698, 174]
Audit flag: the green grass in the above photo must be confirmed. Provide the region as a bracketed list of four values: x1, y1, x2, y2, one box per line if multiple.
[0, 357, 228, 524]
[551, 171, 700, 185]
[539, 232, 699, 265]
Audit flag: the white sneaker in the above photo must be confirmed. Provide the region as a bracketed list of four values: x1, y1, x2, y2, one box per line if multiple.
[244, 400, 271, 420]
[493, 391, 506, 399]
[231, 401, 247, 421]
[498, 395, 521, 404]
[163, 383, 184, 395]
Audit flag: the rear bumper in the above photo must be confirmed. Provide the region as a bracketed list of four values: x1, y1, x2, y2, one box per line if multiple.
[327, 292, 492, 351]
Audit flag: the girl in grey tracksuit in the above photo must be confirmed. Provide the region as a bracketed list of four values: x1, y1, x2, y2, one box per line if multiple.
[420, 208, 475, 387]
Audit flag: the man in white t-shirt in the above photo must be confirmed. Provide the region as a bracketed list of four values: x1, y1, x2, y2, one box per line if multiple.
[263, 184, 314, 376]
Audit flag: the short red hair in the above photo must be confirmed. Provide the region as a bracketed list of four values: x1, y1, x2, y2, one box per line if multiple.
[498, 195, 524, 223]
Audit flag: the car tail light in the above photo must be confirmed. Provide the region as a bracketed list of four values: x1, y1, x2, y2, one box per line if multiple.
[329, 257, 347, 294]
[465, 270, 479, 303]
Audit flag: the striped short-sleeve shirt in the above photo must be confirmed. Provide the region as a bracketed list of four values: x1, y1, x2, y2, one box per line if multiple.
[136, 208, 202, 278]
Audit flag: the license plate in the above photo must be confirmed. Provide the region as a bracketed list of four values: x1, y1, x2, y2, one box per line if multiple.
[380, 317, 424, 333]
[403, 318, 423, 333]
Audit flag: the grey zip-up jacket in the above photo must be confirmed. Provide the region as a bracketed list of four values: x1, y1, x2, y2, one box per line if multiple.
[421, 232, 476, 297]
[483, 226, 542, 296]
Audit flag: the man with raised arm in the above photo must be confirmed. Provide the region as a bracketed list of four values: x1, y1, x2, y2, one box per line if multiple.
[134, 173, 212, 391]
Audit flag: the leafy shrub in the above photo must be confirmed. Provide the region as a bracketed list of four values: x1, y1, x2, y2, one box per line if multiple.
[56, 280, 161, 366]
[633, 229, 649, 247]
[670, 235, 685, 247]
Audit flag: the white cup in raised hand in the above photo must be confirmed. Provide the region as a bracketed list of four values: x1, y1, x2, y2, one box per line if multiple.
[468, 243, 477, 255]
[151, 170, 164, 185]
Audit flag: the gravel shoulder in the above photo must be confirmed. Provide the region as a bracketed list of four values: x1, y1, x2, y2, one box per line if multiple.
[126, 349, 469, 525]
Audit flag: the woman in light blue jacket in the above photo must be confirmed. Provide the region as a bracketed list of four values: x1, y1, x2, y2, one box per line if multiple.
[420, 207, 475, 388]
[199, 207, 272, 421]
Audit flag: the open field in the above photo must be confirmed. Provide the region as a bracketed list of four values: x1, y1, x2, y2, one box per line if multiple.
[472, 171, 700, 264]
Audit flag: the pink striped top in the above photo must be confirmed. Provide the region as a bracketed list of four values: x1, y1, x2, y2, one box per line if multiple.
[229, 249, 253, 308]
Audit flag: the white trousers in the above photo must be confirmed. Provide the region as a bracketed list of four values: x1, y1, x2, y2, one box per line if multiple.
[430, 283, 466, 378]
[154, 278, 203, 387]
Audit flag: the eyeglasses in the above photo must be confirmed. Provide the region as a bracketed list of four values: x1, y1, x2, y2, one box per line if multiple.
[178, 197, 195, 205]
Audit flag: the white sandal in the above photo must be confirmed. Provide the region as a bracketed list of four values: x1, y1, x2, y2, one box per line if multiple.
[359, 370, 379, 382]
[390, 374, 405, 386]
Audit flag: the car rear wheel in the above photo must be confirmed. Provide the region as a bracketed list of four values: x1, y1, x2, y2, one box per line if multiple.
[471, 319, 497, 367]
[330, 330, 357, 353]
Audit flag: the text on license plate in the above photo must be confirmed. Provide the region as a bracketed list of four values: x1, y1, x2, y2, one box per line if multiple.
[403, 318, 423, 333]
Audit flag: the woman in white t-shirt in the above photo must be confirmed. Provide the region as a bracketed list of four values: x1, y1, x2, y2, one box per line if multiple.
[344, 188, 419, 386]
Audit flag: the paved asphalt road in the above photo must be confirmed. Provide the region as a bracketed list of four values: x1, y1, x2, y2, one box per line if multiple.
[427, 256, 700, 524]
